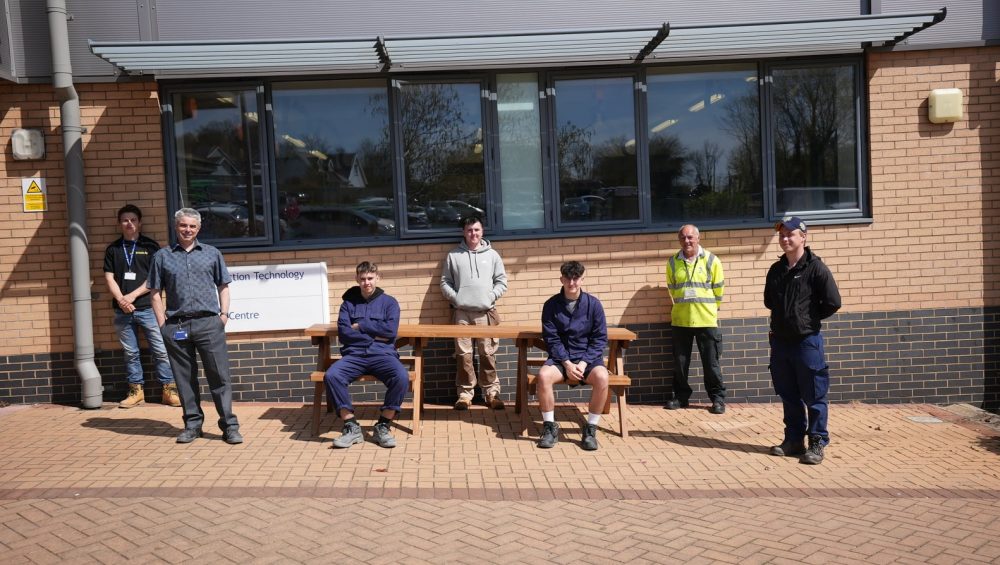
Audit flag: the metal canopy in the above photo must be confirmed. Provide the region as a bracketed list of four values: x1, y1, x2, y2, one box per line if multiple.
[89, 9, 944, 79]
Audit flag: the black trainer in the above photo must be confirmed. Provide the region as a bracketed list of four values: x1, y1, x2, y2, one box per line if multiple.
[176, 428, 202, 444]
[665, 398, 689, 410]
[537, 421, 560, 448]
[769, 439, 806, 457]
[222, 427, 244, 445]
[800, 435, 826, 464]
[580, 423, 599, 451]
[709, 401, 726, 415]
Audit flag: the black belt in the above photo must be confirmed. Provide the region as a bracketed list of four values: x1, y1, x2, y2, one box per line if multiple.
[167, 312, 216, 323]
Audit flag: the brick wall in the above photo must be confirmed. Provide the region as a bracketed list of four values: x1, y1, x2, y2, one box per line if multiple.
[2, 307, 992, 411]
[0, 46, 997, 408]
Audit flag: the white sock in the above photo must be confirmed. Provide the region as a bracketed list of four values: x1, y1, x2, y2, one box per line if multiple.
[542, 411, 555, 423]
[587, 413, 601, 425]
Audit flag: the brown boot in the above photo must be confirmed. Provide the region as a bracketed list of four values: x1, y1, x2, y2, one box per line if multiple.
[119, 384, 145, 408]
[162, 383, 181, 407]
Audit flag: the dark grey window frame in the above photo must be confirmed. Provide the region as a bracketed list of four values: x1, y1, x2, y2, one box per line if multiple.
[158, 54, 870, 250]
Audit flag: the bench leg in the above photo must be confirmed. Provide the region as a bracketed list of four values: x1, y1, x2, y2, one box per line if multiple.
[614, 386, 628, 439]
[312, 381, 324, 437]
[411, 379, 421, 436]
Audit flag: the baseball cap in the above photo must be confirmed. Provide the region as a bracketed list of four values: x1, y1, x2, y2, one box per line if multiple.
[775, 216, 807, 233]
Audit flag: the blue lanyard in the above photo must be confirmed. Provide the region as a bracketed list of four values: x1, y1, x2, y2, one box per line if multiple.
[123, 240, 138, 272]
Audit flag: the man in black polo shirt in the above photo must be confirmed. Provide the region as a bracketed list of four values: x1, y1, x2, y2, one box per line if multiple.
[104, 204, 179, 408]
[148, 207, 242, 444]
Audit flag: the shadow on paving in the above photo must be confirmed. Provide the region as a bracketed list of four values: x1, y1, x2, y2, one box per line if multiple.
[977, 435, 1000, 456]
[81, 417, 181, 438]
[630, 429, 771, 454]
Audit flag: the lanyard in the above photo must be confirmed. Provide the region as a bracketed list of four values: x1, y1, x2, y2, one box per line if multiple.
[682, 254, 702, 283]
[123, 239, 138, 272]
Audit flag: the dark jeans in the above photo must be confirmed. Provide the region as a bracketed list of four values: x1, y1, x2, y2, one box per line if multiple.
[671, 326, 725, 403]
[161, 315, 239, 432]
[324, 354, 410, 414]
[769, 332, 830, 444]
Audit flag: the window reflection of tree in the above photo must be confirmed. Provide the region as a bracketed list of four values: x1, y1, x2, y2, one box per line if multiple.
[773, 67, 855, 190]
[650, 85, 761, 221]
[399, 84, 484, 211]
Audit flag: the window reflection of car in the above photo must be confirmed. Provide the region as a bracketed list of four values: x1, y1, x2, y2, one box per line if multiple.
[195, 203, 264, 238]
[425, 201, 464, 225]
[359, 205, 431, 230]
[443, 200, 485, 219]
[290, 206, 395, 239]
[561, 195, 606, 220]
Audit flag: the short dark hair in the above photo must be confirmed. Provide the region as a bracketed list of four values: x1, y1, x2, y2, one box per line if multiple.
[356, 261, 379, 276]
[560, 261, 585, 279]
[117, 204, 142, 222]
[461, 215, 483, 229]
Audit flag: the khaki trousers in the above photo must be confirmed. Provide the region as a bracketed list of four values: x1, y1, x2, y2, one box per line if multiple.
[454, 307, 500, 401]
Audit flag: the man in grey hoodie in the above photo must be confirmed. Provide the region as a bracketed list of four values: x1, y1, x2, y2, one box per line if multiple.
[441, 215, 508, 410]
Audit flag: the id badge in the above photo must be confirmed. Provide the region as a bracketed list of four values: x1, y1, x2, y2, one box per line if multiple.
[173, 328, 189, 341]
[123, 272, 137, 281]
[684, 288, 698, 300]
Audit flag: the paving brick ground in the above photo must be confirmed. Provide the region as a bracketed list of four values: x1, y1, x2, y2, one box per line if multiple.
[1, 401, 999, 563]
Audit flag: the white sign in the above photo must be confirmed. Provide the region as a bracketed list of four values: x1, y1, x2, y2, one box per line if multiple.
[226, 262, 330, 332]
[22, 178, 47, 212]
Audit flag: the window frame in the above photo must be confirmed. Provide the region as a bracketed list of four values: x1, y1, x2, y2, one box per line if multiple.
[159, 55, 871, 251]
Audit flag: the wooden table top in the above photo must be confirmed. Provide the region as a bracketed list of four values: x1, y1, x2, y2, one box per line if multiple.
[305, 323, 636, 341]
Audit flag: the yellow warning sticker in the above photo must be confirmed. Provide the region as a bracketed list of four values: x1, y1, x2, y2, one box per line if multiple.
[22, 178, 47, 212]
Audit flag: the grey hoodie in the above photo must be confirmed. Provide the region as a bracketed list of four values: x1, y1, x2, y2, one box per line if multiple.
[440, 239, 508, 312]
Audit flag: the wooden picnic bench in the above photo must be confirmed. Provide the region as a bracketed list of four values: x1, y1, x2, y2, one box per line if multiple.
[304, 323, 636, 438]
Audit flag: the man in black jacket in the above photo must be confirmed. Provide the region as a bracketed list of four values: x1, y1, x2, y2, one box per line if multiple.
[764, 217, 841, 465]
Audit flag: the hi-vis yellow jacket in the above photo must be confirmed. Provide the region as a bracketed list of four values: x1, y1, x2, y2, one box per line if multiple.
[666, 247, 724, 328]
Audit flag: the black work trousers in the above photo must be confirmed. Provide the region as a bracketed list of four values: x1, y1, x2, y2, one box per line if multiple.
[670, 325, 726, 403]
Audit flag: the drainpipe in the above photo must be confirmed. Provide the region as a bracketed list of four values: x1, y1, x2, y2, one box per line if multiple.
[47, 0, 103, 408]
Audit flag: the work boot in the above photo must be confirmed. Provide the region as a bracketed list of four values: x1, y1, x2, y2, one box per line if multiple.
[769, 439, 806, 457]
[537, 421, 560, 448]
[580, 423, 599, 451]
[454, 398, 471, 411]
[162, 383, 181, 407]
[709, 401, 726, 415]
[372, 421, 396, 448]
[333, 419, 363, 449]
[486, 395, 505, 410]
[800, 435, 826, 465]
[119, 384, 144, 409]
[665, 398, 688, 410]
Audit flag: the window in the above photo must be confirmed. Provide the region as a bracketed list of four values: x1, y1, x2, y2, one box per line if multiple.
[398, 80, 487, 230]
[497, 73, 545, 230]
[271, 79, 394, 240]
[647, 64, 763, 222]
[170, 89, 265, 242]
[161, 57, 866, 248]
[771, 63, 860, 214]
[551, 75, 640, 225]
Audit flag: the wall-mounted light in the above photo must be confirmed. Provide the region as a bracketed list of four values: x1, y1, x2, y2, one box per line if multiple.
[928, 88, 963, 123]
[11, 128, 45, 160]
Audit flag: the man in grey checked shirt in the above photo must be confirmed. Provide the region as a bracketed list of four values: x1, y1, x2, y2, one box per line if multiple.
[148, 208, 242, 444]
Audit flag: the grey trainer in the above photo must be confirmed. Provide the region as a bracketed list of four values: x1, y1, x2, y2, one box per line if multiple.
[537, 421, 560, 448]
[372, 421, 396, 448]
[581, 423, 599, 451]
[333, 419, 363, 448]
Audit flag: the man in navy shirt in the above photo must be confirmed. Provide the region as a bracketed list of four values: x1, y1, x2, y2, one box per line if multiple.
[147, 208, 241, 445]
[103, 204, 178, 408]
[326, 262, 410, 449]
[536, 261, 609, 451]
